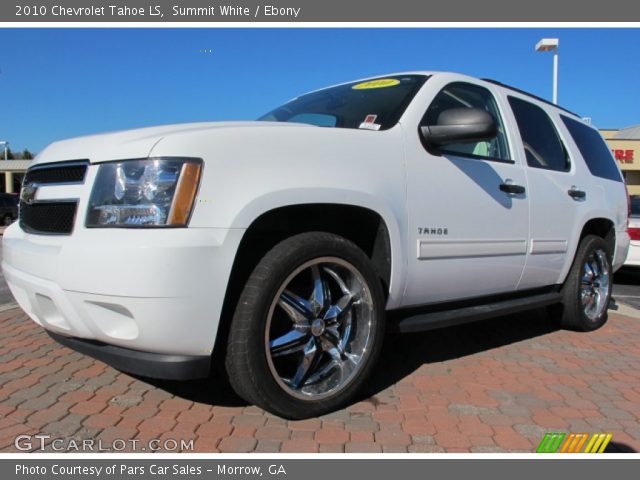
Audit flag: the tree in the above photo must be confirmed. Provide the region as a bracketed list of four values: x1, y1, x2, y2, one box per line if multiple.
[2, 147, 13, 160]
[21, 149, 33, 160]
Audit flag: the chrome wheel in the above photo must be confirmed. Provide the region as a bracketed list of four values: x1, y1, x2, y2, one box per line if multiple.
[265, 257, 375, 400]
[580, 248, 611, 322]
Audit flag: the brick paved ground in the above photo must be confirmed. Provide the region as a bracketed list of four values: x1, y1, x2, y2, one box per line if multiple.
[0, 306, 639, 453]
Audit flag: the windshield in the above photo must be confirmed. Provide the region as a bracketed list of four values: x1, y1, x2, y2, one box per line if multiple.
[259, 74, 428, 131]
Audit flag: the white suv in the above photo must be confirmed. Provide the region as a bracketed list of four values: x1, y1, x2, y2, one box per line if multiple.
[2, 72, 630, 418]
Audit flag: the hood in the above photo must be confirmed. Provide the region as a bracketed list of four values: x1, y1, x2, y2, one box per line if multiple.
[33, 121, 310, 165]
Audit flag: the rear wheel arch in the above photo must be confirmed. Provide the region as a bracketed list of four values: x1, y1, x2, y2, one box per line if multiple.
[579, 217, 616, 255]
[563, 217, 616, 284]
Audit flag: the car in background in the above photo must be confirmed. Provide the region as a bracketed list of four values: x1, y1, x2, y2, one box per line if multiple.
[624, 195, 640, 266]
[0, 193, 18, 225]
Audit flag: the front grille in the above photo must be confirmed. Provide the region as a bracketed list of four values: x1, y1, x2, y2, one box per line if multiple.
[24, 161, 88, 185]
[19, 202, 77, 235]
[19, 161, 88, 235]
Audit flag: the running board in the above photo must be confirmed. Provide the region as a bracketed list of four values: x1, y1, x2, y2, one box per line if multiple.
[392, 292, 563, 334]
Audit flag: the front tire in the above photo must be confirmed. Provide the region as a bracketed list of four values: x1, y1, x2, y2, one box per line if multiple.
[558, 234, 612, 331]
[225, 232, 385, 419]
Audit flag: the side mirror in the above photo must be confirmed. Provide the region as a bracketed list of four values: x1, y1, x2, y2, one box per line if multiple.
[420, 108, 498, 147]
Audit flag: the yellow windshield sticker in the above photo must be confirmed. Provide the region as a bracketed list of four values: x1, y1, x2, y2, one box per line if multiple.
[352, 79, 401, 90]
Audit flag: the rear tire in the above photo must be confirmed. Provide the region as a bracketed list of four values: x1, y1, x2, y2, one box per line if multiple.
[557, 235, 612, 331]
[225, 232, 386, 419]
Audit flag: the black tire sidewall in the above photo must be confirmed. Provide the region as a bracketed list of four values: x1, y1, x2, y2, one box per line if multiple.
[226, 232, 386, 419]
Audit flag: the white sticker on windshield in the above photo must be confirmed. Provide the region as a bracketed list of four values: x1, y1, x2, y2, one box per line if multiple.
[359, 114, 381, 131]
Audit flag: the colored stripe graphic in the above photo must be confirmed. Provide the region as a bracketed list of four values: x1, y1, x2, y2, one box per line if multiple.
[569, 433, 589, 453]
[584, 433, 613, 453]
[536, 433, 553, 453]
[597, 434, 613, 453]
[536, 433, 566, 453]
[549, 433, 566, 453]
[590, 434, 606, 453]
[584, 433, 598, 453]
[537, 433, 612, 453]
[573, 433, 589, 453]
[560, 434, 575, 453]
[563, 433, 586, 453]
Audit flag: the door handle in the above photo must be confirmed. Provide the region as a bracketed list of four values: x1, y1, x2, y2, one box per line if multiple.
[499, 182, 526, 195]
[568, 187, 586, 200]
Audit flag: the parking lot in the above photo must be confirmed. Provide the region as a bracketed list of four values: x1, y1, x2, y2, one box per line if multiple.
[0, 241, 639, 453]
[613, 269, 640, 310]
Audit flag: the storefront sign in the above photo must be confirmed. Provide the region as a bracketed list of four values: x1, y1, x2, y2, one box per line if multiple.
[613, 149, 635, 163]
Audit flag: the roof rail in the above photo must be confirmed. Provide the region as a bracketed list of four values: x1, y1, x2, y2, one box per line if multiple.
[481, 78, 580, 117]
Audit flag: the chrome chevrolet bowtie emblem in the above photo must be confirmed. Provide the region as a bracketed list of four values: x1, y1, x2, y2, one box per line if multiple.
[20, 183, 38, 205]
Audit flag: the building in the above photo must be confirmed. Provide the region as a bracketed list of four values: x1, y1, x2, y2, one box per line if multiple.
[0, 160, 30, 194]
[601, 125, 640, 195]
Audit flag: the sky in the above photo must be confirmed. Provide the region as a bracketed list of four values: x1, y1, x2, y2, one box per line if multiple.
[0, 28, 639, 153]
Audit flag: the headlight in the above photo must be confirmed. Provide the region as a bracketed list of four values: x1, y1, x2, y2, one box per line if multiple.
[86, 158, 202, 227]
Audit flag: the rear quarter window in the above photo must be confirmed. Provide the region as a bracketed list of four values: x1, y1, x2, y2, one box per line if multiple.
[561, 115, 623, 182]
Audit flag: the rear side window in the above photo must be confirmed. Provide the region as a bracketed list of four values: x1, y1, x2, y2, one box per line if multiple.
[561, 115, 623, 182]
[508, 96, 569, 172]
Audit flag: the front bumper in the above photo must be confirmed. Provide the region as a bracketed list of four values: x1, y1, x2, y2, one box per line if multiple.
[48, 331, 211, 380]
[2, 223, 244, 366]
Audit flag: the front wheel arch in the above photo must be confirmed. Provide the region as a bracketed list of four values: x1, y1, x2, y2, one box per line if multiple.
[212, 204, 393, 372]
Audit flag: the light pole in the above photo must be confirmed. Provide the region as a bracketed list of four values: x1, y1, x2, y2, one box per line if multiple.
[535, 38, 559, 104]
[0, 141, 8, 161]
